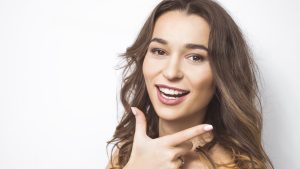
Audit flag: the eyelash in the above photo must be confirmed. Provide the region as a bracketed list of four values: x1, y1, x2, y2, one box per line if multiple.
[149, 48, 205, 63]
[150, 48, 166, 55]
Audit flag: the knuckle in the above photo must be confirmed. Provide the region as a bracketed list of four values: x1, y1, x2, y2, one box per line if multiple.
[165, 150, 175, 159]
[159, 139, 169, 147]
[167, 162, 178, 169]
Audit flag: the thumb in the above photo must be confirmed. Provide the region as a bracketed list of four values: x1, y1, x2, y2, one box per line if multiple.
[131, 107, 148, 139]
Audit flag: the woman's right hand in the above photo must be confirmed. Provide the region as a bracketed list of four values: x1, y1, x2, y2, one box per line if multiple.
[124, 107, 213, 169]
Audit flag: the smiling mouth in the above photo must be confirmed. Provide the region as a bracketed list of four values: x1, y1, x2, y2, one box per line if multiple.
[155, 84, 190, 99]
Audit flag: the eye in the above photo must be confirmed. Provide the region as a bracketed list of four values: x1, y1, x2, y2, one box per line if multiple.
[187, 54, 205, 62]
[150, 48, 166, 56]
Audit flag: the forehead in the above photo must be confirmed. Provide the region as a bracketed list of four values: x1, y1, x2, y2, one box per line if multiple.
[152, 10, 210, 46]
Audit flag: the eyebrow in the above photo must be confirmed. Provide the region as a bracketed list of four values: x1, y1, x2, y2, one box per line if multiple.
[149, 37, 208, 51]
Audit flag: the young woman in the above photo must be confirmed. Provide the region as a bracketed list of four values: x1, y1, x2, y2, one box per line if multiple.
[106, 0, 274, 168]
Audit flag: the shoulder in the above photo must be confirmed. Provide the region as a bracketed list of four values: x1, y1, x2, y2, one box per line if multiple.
[105, 145, 121, 169]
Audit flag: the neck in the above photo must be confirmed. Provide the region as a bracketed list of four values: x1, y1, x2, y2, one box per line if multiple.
[158, 112, 206, 137]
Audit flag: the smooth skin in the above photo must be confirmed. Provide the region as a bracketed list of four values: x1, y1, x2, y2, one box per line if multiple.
[106, 11, 233, 169]
[123, 107, 213, 169]
[106, 108, 231, 169]
[143, 11, 215, 131]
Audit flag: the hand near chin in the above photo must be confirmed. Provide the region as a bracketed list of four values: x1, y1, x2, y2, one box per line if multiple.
[124, 107, 214, 169]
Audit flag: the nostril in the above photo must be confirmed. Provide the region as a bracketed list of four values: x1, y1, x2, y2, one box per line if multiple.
[162, 59, 184, 80]
[162, 68, 184, 80]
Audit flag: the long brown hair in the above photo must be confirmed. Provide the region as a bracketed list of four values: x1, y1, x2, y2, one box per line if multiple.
[107, 0, 273, 168]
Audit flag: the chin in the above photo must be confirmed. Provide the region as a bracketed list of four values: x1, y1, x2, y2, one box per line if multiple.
[154, 106, 187, 121]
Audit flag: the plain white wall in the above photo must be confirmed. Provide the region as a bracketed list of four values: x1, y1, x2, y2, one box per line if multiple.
[0, 0, 299, 169]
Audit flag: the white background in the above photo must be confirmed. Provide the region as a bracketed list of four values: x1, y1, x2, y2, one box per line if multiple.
[0, 0, 299, 169]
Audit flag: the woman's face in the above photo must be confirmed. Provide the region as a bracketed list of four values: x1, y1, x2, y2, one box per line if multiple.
[143, 10, 215, 122]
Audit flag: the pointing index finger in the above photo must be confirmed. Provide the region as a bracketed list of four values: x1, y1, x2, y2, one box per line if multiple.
[160, 124, 213, 147]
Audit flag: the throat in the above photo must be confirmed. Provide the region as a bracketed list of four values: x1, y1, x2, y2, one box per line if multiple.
[158, 113, 205, 137]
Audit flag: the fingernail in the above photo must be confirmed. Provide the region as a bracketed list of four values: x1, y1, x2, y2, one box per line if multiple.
[203, 125, 213, 131]
[131, 107, 137, 116]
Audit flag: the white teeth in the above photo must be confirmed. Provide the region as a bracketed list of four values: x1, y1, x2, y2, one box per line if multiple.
[161, 93, 177, 100]
[159, 87, 184, 95]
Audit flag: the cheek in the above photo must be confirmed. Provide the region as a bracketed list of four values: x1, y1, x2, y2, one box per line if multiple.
[142, 54, 162, 82]
[187, 66, 215, 93]
[189, 69, 215, 111]
[143, 55, 155, 86]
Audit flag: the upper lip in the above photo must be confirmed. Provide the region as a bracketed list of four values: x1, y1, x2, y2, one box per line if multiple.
[155, 84, 190, 93]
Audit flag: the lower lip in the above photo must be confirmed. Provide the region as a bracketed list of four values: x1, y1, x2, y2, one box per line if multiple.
[156, 87, 188, 106]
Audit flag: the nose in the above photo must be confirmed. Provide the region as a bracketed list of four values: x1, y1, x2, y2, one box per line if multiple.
[162, 56, 183, 81]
